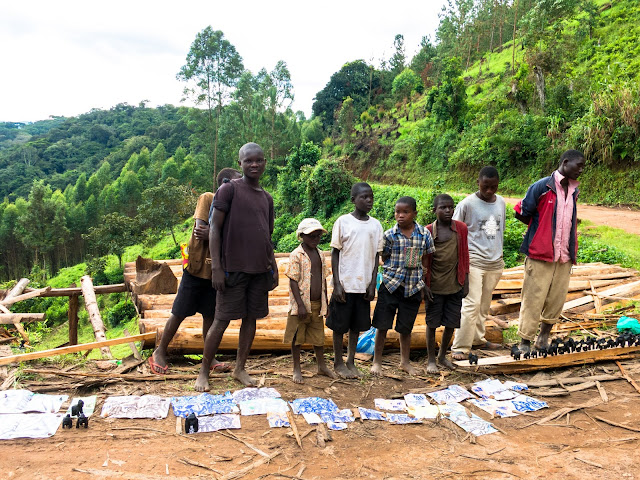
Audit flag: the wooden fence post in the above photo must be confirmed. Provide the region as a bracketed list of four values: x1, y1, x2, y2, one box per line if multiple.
[68, 292, 79, 346]
[80, 275, 112, 359]
[1, 278, 31, 343]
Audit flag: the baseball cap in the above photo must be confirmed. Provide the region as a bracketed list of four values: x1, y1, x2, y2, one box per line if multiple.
[296, 218, 327, 240]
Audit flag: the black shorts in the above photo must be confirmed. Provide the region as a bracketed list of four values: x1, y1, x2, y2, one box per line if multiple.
[215, 271, 272, 322]
[326, 293, 371, 335]
[425, 289, 464, 329]
[171, 269, 216, 318]
[372, 283, 422, 335]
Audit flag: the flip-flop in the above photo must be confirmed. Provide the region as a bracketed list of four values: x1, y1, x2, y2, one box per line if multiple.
[451, 352, 467, 361]
[210, 362, 232, 373]
[148, 356, 168, 375]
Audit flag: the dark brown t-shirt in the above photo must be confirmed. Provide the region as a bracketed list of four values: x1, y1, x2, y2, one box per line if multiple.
[212, 178, 274, 274]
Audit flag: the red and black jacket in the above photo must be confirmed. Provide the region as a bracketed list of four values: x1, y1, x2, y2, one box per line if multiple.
[514, 173, 579, 264]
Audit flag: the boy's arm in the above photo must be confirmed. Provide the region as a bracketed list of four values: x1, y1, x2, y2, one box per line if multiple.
[331, 248, 346, 303]
[515, 183, 540, 224]
[290, 279, 307, 318]
[365, 252, 379, 301]
[193, 219, 209, 242]
[209, 208, 226, 291]
[269, 249, 279, 291]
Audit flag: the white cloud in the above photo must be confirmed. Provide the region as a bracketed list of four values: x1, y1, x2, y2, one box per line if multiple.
[0, 0, 445, 122]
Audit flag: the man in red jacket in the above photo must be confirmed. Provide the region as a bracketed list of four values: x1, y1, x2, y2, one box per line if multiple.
[514, 150, 585, 354]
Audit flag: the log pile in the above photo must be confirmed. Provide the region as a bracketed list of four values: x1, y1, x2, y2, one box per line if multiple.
[127, 257, 639, 354]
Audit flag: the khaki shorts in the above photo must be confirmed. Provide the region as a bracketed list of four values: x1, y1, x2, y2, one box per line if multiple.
[284, 300, 325, 347]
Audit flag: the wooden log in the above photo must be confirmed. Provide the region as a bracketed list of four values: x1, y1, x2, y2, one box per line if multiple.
[80, 275, 112, 359]
[0, 332, 155, 366]
[0, 313, 46, 324]
[3, 278, 30, 342]
[68, 293, 79, 346]
[0, 286, 51, 306]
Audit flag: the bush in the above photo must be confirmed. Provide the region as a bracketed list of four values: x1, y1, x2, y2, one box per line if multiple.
[306, 159, 355, 217]
[105, 298, 137, 328]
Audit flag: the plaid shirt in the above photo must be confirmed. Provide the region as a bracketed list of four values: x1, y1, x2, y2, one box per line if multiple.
[380, 222, 435, 297]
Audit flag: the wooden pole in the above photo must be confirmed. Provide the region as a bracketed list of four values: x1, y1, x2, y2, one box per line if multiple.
[0, 286, 51, 306]
[80, 275, 112, 359]
[0, 314, 46, 324]
[68, 293, 79, 346]
[3, 278, 31, 342]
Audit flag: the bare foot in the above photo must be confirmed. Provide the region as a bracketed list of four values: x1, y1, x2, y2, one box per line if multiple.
[334, 363, 357, 379]
[426, 361, 439, 374]
[518, 342, 531, 354]
[346, 361, 364, 378]
[534, 323, 553, 350]
[150, 349, 168, 371]
[292, 369, 304, 384]
[370, 362, 383, 376]
[451, 351, 466, 361]
[437, 357, 456, 371]
[233, 368, 257, 387]
[399, 362, 418, 376]
[194, 372, 210, 392]
[317, 365, 337, 379]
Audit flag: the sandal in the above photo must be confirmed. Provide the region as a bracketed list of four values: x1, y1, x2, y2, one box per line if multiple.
[148, 356, 168, 375]
[210, 362, 232, 373]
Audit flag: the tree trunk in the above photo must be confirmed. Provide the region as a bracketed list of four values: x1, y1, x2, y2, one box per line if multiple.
[3, 278, 32, 343]
[533, 65, 546, 110]
[80, 275, 113, 359]
[68, 291, 79, 346]
[512, 0, 519, 74]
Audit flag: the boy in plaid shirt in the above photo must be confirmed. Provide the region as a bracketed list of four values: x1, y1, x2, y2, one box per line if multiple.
[371, 196, 435, 376]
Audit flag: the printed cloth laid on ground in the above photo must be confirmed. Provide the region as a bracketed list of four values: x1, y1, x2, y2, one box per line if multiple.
[407, 405, 442, 419]
[232, 388, 281, 403]
[171, 392, 238, 417]
[65, 396, 98, 418]
[289, 397, 338, 415]
[0, 390, 68, 414]
[358, 407, 387, 421]
[239, 397, 288, 416]
[267, 411, 290, 428]
[428, 385, 475, 404]
[468, 394, 547, 418]
[404, 393, 429, 408]
[192, 414, 241, 433]
[374, 399, 407, 411]
[320, 408, 354, 424]
[0, 414, 64, 440]
[387, 413, 422, 425]
[470, 378, 528, 400]
[440, 403, 497, 436]
[101, 395, 171, 419]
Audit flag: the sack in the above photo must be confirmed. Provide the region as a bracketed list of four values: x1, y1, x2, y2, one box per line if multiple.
[356, 326, 376, 355]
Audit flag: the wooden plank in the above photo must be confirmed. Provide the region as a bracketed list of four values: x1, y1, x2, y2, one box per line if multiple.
[0, 332, 155, 366]
[3, 279, 31, 343]
[0, 313, 46, 324]
[0, 287, 52, 306]
[123, 328, 142, 361]
[563, 280, 640, 311]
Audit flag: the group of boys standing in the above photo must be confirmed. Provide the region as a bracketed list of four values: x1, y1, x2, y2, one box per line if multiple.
[149, 142, 586, 391]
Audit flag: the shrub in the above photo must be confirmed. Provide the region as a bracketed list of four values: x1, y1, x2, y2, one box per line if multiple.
[306, 159, 355, 217]
[105, 298, 137, 328]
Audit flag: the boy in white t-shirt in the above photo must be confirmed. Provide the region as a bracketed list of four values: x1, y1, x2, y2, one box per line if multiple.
[327, 182, 384, 379]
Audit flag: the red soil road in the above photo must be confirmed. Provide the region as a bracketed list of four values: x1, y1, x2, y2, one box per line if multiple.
[503, 197, 640, 235]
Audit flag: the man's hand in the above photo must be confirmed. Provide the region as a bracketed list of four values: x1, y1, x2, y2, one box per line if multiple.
[423, 286, 433, 303]
[332, 282, 346, 303]
[270, 269, 279, 291]
[364, 281, 376, 302]
[297, 303, 308, 319]
[211, 267, 226, 291]
[193, 224, 209, 241]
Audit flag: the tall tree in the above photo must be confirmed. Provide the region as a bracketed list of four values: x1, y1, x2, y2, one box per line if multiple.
[177, 27, 244, 180]
[390, 34, 406, 77]
[263, 61, 294, 160]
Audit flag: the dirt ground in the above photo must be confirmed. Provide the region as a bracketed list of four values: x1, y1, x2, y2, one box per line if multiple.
[1, 350, 639, 480]
[503, 197, 640, 235]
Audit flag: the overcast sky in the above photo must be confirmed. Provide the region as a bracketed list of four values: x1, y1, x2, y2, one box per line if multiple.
[0, 0, 446, 123]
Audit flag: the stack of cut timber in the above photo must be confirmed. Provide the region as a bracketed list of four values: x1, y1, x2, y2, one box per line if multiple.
[126, 254, 503, 353]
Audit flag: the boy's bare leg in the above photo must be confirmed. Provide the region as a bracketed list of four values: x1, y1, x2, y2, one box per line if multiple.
[195, 319, 230, 391]
[534, 322, 553, 350]
[291, 340, 303, 384]
[233, 317, 257, 387]
[151, 314, 185, 371]
[345, 329, 363, 378]
[437, 327, 456, 370]
[333, 332, 356, 379]
[313, 346, 336, 379]
[399, 333, 417, 375]
[426, 327, 439, 374]
[370, 329, 387, 376]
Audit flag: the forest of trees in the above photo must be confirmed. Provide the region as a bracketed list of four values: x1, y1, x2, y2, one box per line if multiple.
[1, 0, 639, 283]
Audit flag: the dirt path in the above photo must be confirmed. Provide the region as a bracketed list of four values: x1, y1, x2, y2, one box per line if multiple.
[503, 197, 640, 235]
[1, 354, 639, 480]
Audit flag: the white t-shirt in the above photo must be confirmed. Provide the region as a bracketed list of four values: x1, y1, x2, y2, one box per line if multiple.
[453, 193, 506, 270]
[330, 213, 384, 293]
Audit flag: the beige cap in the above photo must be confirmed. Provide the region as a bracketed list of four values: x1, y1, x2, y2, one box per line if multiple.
[296, 218, 327, 240]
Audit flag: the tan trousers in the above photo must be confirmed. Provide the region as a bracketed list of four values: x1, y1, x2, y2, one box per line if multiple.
[517, 257, 572, 341]
[452, 266, 503, 354]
